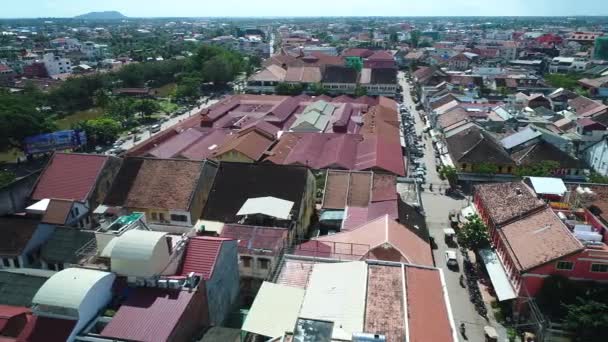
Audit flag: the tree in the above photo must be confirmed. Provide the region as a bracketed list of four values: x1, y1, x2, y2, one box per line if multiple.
[0, 170, 16, 188]
[473, 162, 499, 175]
[457, 214, 490, 250]
[309, 83, 328, 96]
[515, 160, 560, 177]
[563, 299, 608, 342]
[202, 56, 235, 85]
[544, 73, 584, 91]
[134, 99, 160, 117]
[275, 83, 304, 96]
[73, 117, 122, 146]
[106, 97, 136, 123]
[175, 77, 201, 100]
[94, 89, 110, 108]
[354, 85, 367, 97]
[410, 30, 421, 48]
[438, 165, 458, 185]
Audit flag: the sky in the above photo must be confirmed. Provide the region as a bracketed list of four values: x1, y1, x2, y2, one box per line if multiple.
[2, 0, 607, 18]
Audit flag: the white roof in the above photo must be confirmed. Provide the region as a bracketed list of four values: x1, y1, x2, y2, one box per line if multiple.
[237, 197, 294, 220]
[26, 198, 50, 213]
[242, 282, 305, 338]
[33, 268, 114, 310]
[196, 219, 225, 234]
[479, 249, 517, 301]
[299, 261, 367, 339]
[528, 177, 567, 196]
[111, 230, 167, 261]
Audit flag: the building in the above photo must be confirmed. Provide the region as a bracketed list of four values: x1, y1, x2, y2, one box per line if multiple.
[359, 68, 398, 97]
[40, 228, 95, 271]
[81, 41, 109, 59]
[103, 158, 218, 233]
[578, 75, 608, 97]
[32, 268, 116, 342]
[42, 53, 72, 76]
[584, 137, 608, 176]
[474, 182, 608, 308]
[243, 260, 457, 341]
[246, 65, 286, 94]
[594, 36, 608, 60]
[321, 65, 358, 95]
[549, 57, 589, 73]
[201, 162, 315, 242]
[50, 37, 81, 52]
[0, 217, 54, 269]
[29, 153, 122, 226]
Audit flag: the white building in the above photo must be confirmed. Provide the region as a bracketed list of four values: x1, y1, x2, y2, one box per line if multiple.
[81, 41, 109, 59]
[584, 137, 608, 176]
[43, 53, 72, 76]
[549, 57, 589, 73]
[32, 268, 116, 342]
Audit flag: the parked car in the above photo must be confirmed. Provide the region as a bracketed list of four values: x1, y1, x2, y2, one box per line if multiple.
[150, 124, 161, 133]
[445, 250, 459, 270]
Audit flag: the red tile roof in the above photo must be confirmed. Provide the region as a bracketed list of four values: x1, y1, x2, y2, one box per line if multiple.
[499, 208, 584, 271]
[101, 288, 195, 342]
[367, 50, 394, 61]
[0, 305, 29, 336]
[220, 225, 287, 255]
[180, 237, 232, 280]
[31, 153, 108, 202]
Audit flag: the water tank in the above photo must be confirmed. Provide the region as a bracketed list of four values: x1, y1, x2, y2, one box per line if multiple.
[352, 333, 387, 342]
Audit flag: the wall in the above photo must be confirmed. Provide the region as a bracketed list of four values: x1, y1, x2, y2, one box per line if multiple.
[295, 170, 316, 240]
[215, 151, 254, 164]
[0, 171, 40, 216]
[22, 224, 56, 267]
[585, 139, 608, 176]
[205, 241, 239, 326]
[168, 287, 208, 342]
[189, 161, 219, 229]
[68, 272, 116, 342]
[90, 156, 122, 211]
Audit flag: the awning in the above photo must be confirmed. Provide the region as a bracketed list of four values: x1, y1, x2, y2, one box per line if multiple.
[242, 282, 305, 338]
[479, 249, 517, 301]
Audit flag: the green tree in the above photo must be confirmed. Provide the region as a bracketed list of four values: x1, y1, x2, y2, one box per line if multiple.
[73, 117, 122, 146]
[94, 89, 111, 108]
[134, 99, 160, 117]
[563, 299, 608, 342]
[457, 214, 490, 250]
[544, 73, 584, 91]
[354, 85, 367, 97]
[202, 56, 235, 85]
[515, 160, 560, 177]
[175, 77, 201, 100]
[410, 30, 421, 48]
[106, 97, 136, 123]
[0, 170, 16, 188]
[438, 165, 458, 185]
[473, 162, 499, 175]
[309, 83, 328, 96]
[589, 172, 608, 184]
[275, 83, 304, 96]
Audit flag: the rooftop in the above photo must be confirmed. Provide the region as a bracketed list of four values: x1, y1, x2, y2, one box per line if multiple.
[475, 182, 545, 226]
[180, 236, 232, 280]
[40, 228, 95, 264]
[0, 217, 39, 257]
[104, 157, 213, 211]
[0, 272, 49, 307]
[499, 208, 584, 271]
[31, 153, 109, 202]
[101, 288, 197, 342]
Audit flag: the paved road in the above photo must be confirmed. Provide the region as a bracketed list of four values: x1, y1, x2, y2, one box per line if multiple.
[399, 72, 494, 342]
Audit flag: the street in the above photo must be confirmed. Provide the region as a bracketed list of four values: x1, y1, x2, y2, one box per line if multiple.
[399, 72, 504, 342]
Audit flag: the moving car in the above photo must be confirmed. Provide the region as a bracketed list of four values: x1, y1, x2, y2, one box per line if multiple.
[150, 124, 161, 133]
[445, 250, 459, 270]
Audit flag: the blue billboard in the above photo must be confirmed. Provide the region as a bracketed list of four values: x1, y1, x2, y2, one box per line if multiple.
[23, 130, 87, 155]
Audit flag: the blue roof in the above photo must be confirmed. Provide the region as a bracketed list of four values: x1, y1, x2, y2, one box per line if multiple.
[501, 127, 541, 150]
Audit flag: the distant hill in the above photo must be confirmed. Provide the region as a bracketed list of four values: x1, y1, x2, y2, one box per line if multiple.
[75, 11, 126, 20]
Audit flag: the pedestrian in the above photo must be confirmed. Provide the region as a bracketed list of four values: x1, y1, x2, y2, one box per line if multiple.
[460, 323, 467, 340]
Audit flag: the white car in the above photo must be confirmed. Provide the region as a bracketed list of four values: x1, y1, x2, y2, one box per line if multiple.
[445, 251, 458, 269]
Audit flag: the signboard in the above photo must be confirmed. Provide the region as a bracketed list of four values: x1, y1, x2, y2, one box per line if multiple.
[23, 130, 87, 155]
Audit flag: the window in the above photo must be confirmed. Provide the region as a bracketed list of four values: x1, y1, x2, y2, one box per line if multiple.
[13, 258, 20, 268]
[556, 261, 574, 271]
[159, 213, 166, 222]
[151, 212, 158, 221]
[241, 256, 252, 268]
[591, 263, 608, 273]
[74, 207, 79, 216]
[2, 258, 9, 267]
[170, 214, 188, 222]
[258, 258, 270, 270]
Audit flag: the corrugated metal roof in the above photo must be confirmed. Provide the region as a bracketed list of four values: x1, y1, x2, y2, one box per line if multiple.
[31, 153, 108, 202]
[101, 288, 194, 342]
[528, 177, 567, 196]
[501, 127, 542, 150]
[180, 237, 231, 280]
[32, 268, 114, 311]
[242, 282, 305, 338]
[237, 196, 294, 220]
[299, 261, 367, 339]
